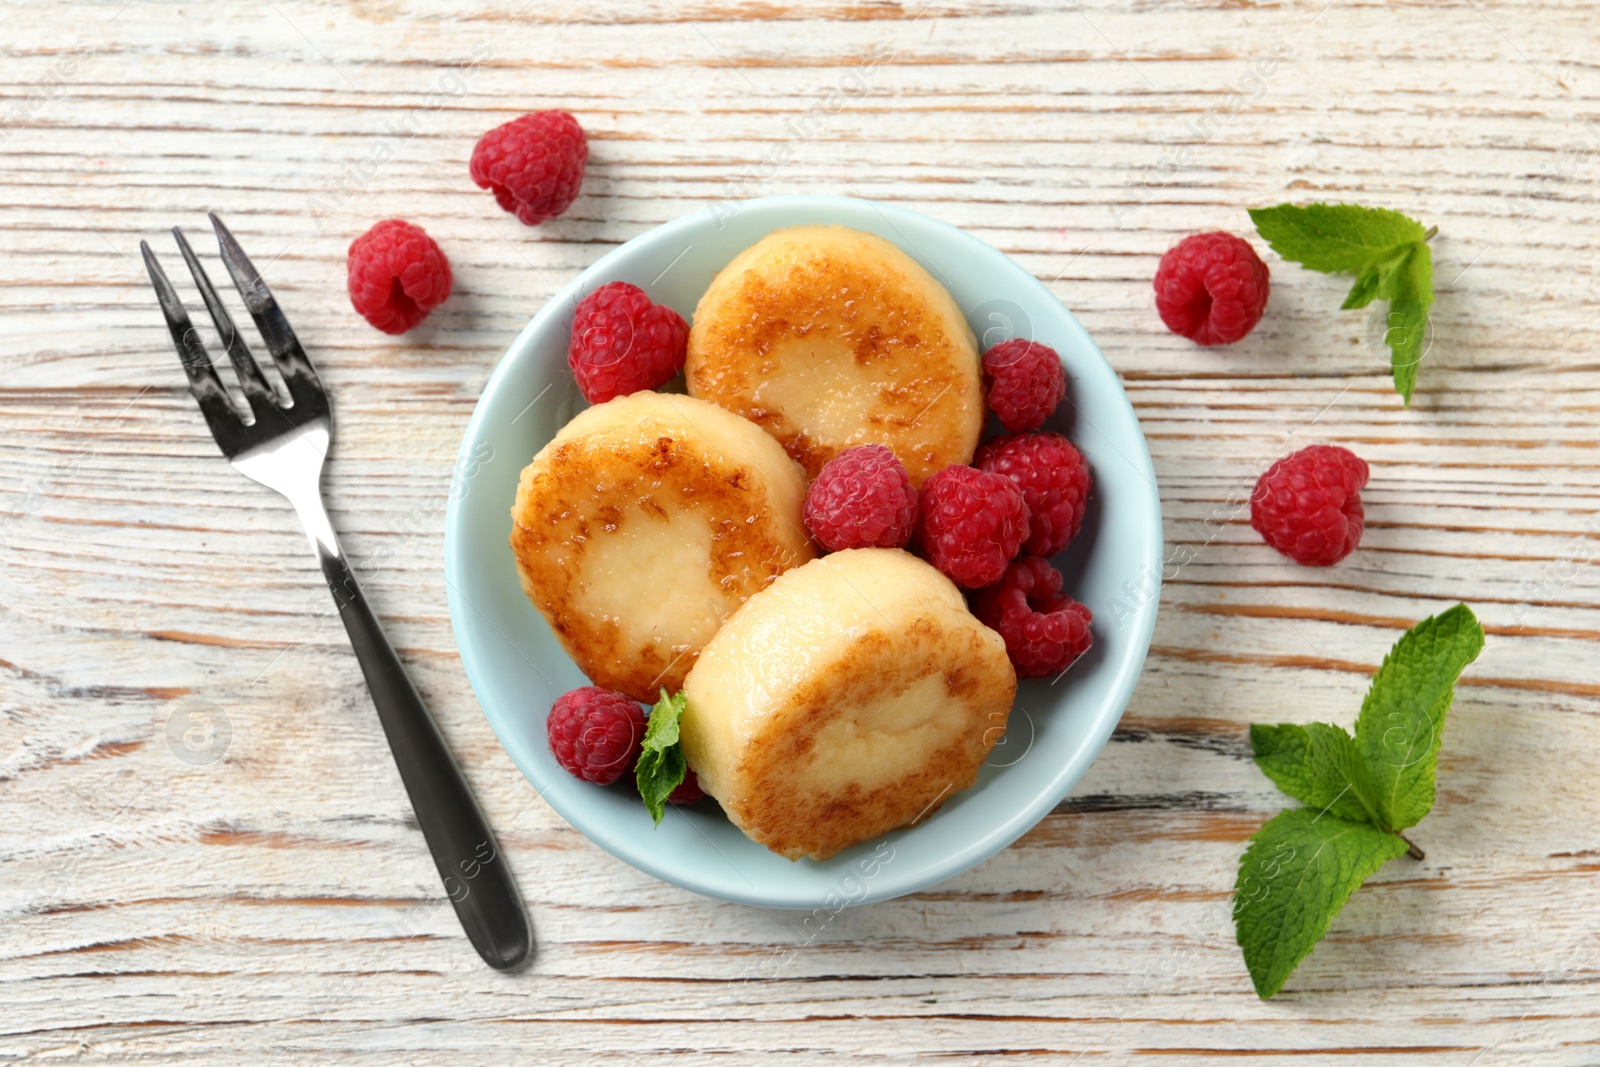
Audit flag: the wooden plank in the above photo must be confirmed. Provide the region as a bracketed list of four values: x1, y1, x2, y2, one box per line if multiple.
[3, 0, 1599, 1062]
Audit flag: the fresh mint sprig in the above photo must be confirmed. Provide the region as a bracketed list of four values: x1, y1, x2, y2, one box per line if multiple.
[636, 689, 688, 825]
[1234, 604, 1485, 998]
[1249, 202, 1436, 405]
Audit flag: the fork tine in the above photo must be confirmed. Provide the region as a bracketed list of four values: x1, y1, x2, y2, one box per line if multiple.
[208, 213, 328, 415]
[141, 240, 249, 454]
[172, 226, 279, 421]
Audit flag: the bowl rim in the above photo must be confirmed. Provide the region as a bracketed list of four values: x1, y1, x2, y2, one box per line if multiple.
[445, 194, 1162, 908]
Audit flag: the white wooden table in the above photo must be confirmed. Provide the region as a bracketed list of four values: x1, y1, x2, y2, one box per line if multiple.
[4, 1, 1598, 1062]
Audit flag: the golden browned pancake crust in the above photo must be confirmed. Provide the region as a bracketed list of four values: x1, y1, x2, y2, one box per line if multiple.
[686, 225, 982, 487]
[680, 548, 1016, 860]
[510, 392, 814, 702]
[729, 620, 1013, 861]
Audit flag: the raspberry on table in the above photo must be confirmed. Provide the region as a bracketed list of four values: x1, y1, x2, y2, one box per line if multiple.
[668, 769, 706, 805]
[547, 686, 646, 785]
[470, 110, 588, 226]
[975, 432, 1091, 558]
[915, 464, 1030, 588]
[1250, 444, 1369, 567]
[972, 556, 1094, 679]
[982, 339, 1066, 432]
[568, 281, 689, 404]
[803, 444, 919, 552]
[346, 219, 452, 335]
[1154, 231, 1270, 346]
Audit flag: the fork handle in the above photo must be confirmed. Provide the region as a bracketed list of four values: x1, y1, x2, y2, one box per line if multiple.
[319, 551, 532, 971]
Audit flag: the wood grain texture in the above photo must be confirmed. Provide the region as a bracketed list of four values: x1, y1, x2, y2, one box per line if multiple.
[3, 0, 1599, 1062]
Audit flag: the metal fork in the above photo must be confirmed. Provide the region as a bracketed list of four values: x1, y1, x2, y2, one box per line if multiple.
[141, 214, 530, 971]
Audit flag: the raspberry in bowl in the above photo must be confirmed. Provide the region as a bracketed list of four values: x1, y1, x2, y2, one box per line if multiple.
[567, 281, 689, 403]
[915, 465, 1030, 588]
[975, 432, 1092, 558]
[973, 557, 1095, 679]
[445, 196, 1162, 909]
[546, 686, 645, 785]
[803, 444, 919, 552]
[982, 339, 1066, 432]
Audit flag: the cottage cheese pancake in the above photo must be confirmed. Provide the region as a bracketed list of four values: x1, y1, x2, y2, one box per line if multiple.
[686, 225, 983, 487]
[510, 391, 815, 702]
[680, 548, 1016, 860]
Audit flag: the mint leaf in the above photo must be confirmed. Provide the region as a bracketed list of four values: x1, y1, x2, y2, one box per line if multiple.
[1354, 604, 1484, 832]
[1340, 267, 1382, 310]
[1374, 245, 1416, 303]
[1340, 245, 1412, 311]
[1234, 808, 1410, 998]
[636, 689, 688, 825]
[1384, 244, 1433, 405]
[1250, 722, 1379, 825]
[1249, 202, 1435, 403]
[1248, 203, 1426, 275]
[1237, 606, 1486, 997]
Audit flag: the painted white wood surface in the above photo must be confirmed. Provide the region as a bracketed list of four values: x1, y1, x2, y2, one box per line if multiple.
[3, 0, 1599, 1062]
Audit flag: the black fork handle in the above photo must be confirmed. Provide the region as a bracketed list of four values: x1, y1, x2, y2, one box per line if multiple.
[320, 552, 531, 971]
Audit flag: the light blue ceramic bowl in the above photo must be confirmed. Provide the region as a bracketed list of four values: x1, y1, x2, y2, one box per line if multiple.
[445, 195, 1161, 909]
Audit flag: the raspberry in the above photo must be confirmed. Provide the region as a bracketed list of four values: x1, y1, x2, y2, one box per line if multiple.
[915, 465, 1030, 588]
[975, 432, 1091, 557]
[568, 281, 689, 404]
[547, 686, 645, 785]
[1154, 232, 1270, 346]
[470, 110, 587, 226]
[346, 219, 452, 335]
[668, 770, 706, 806]
[803, 445, 918, 551]
[1250, 445, 1369, 567]
[982, 339, 1066, 432]
[972, 557, 1094, 679]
